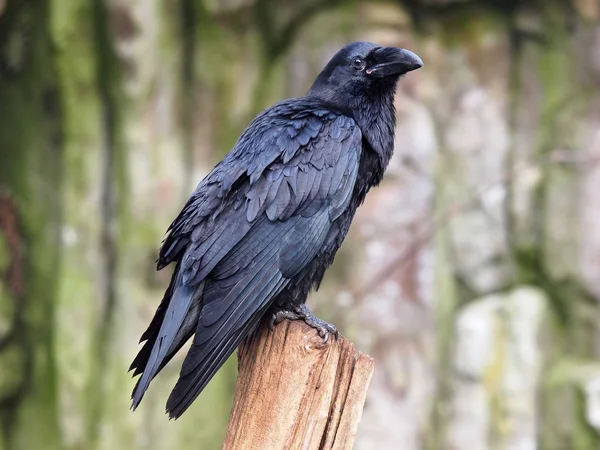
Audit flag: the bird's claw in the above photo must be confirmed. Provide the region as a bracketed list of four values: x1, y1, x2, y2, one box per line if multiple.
[268, 309, 300, 330]
[299, 319, 338, 343]
[269, 304, 338, 343]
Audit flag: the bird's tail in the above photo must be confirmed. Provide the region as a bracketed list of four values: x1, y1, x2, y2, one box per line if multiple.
[165, 245, 290, 418]
[130, 269, 204, 409]
[131, 220, 294, 416]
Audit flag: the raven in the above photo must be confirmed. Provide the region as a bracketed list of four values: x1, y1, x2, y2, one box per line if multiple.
[130, 41, 422, 418]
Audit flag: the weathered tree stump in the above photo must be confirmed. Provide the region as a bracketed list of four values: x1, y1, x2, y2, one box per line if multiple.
[222, 319, 374, 450]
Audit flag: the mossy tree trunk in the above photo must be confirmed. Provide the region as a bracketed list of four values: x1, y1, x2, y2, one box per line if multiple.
[0, 0, 63, 448]
[84, 1, 125, 448]
[422, 1, 600, 448]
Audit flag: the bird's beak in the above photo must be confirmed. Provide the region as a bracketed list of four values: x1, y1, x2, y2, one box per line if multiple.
[366, 47, 423, 78]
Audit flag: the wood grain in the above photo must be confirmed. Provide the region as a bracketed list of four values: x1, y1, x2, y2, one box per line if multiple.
[222, 319, 374, 450]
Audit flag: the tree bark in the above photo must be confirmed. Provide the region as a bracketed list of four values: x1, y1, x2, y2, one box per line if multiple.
[222, 319, 374, 450]
[0, 1, 63, 448]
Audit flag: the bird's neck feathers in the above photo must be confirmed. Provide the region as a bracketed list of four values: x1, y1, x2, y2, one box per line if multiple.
[352, 88, 397, 177]
[306, 82, 398, 179]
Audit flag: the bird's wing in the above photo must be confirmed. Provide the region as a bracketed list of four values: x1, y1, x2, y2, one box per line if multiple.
[130, 104, 361, 417]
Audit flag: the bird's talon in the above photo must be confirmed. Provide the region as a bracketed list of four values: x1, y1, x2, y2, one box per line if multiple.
[270, 305, 338, 343]
[269, 309, 302, 330]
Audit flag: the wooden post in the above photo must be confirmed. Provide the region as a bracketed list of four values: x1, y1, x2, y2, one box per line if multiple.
[222, 319, 375, 450]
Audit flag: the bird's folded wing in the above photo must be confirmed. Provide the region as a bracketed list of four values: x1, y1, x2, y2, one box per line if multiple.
[130, 103, 362, 416]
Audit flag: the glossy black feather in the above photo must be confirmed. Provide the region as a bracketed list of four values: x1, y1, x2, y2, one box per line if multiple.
[131, 100, 362, 414]
[130, 41, 422, 418]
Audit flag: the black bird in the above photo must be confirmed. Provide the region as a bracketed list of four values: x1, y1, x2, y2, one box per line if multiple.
[130, 41, 423, 418]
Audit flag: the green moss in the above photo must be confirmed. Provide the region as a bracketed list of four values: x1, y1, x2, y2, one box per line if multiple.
[425, 168, 459, 450]
[0, 344, 24, 400]
[484, 312, 508, 444]
[573, 387, 600, 449]
[514, 246, 597, 357]
[50, 3, 120, 446]
[0, 0, 64, 447]
[507, 0, 598, 363]
[50, 0, 101, 192]
[0, 283, 14, 339]
[0, 234, 9, 273]
[541, 359, 600, 449]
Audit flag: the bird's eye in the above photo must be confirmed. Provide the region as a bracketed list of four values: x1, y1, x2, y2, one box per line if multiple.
[351, 57, 365, 71]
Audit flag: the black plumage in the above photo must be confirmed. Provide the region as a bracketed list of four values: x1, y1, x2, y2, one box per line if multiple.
[130, 41, 423, 418]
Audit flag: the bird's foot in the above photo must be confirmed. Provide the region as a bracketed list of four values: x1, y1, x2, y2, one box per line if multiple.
[268, 309, 302, 329]
[269, 304, 338, 343]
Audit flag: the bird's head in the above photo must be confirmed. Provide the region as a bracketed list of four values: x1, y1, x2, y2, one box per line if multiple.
[307, 41, 423, 114]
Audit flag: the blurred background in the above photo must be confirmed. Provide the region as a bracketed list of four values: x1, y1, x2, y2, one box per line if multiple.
[1, 0, 600, 449]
